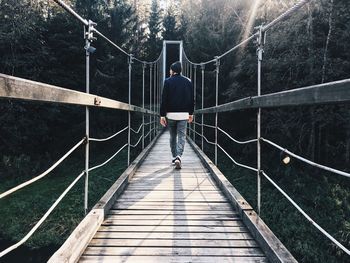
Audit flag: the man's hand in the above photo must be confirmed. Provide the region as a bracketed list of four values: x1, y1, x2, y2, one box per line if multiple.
[160, 117, 167, 127]
[188, 115, 193, 123]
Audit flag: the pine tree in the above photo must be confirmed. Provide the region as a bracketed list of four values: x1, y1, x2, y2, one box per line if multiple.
[162, 5, 178, 40]
[146, 0, 162, 60]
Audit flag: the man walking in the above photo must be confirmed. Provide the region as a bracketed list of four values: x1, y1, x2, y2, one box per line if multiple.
[160, 61, 194, 169]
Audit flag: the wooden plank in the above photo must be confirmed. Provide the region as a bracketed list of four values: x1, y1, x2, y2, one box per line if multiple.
[112, 202, 233, 210]
[117, 198, 228, 202]
[187, 137, 297, 262]
[126, 186, 218, 191]
[133, 171, 211, 175]
[48, 209, 104, 263]
[79, 255, 268, 263]
[88, 239, 259, 248]
[120, 190, 226, 197]
[98, 225, 248, 233]
[83, 247, 265, 257]
[93, 232, 254, 240]
[196, 78, 350, 114]
[242, 210, 298, 263]
[92, 133, 162, 213]
[0, 73, 156, 115]
[108, 210, 236, 215]
[111, 205, 232, 211]
[101, 220, 243, 227]
[105, 214, 239, 220]
[48, 133, 162, 263]
[134, 168, 209, 173]
[138, 163, 205, 168]
[129, 177, 216, 184]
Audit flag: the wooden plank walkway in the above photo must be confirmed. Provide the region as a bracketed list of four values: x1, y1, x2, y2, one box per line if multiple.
[79, 131, 268, 263]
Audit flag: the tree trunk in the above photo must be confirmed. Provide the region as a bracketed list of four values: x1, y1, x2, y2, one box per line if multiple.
[346, 124, 350, 164]
[308, 118, 316, 161]
[321, 0, 334, 83]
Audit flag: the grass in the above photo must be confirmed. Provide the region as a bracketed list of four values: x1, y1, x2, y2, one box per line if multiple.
[207, 145, 350, 263]
[0, 145, 129, 262]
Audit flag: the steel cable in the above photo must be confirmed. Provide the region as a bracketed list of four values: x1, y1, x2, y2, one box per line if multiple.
[0, 138, 85, 199]
[188, 127, 216, 145]
[262, 171, 350, 256]
[218, 127, 257, 145]
[217, 144, 258, 172]
[0, 171, 85, 258]
[89, 126, 128, 142]
[181, 0, 309, 66]
[130, 135, 143, 148]
[88, 144, 128, 172]
[130, 123, 144, 134]
[261, 138, 350, 178]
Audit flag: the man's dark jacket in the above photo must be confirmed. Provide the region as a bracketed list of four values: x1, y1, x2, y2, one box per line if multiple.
[160, 74, 194, 117]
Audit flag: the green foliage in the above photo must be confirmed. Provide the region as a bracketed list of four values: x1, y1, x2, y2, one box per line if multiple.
[1, 0, 350, 262]
[162, 5, 178, 40]
[146, 0, 162, 60]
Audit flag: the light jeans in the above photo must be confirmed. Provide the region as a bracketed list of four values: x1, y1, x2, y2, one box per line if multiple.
[168, 119, 187, 158]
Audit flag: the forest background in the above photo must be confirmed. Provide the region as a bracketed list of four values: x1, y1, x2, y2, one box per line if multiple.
[0, 0, 349, 262]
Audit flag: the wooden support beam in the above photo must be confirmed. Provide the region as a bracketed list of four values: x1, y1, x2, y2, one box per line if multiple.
[196, 79, 350, 114]
[0, 74, 157, 115]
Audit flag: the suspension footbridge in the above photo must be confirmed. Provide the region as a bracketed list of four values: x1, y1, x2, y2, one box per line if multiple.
[0, 0, 349, 262]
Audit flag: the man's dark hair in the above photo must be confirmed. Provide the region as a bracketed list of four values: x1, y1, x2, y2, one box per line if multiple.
[170, 61, 182, 74]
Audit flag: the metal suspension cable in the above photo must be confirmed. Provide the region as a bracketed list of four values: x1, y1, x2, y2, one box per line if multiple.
[130, 134, 143, 148]
[218, 127, 258, 145]
[261, 138, 350, 179]
[143, 120, 156, 126]
[52, 0, 163, 64]
[134, 49, 164, 65]
[262, 0, 311, 32]
[52, 0, 88, 25]
[181, 0, 310, 66]
[93, 29, 130, 57]
[89, 126, 128, 142]
[193, 121, 216, 129]
[88, 144, 128, 172]
[217, 144, 258, 172]
[0, 170, 85, 258]
[144, 130, 152, 139]
[144, 127, 155, 139]
[188, 127, 216, 146]
[261, 171, 350, 256]
[130, 123, 144, 134]
[0, 138, 85, 200]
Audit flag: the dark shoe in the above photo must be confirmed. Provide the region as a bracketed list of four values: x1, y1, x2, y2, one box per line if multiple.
[171, 157, 176, 166]
[174, 156, 182, 169]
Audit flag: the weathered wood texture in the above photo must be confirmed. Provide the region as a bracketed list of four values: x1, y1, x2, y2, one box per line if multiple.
[196, 78, 350, 114]
[0, 73, 156, 115]
[187, 137, 298, 263]
[48, 133, 161, 263]
[79, 132, 268, 263]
